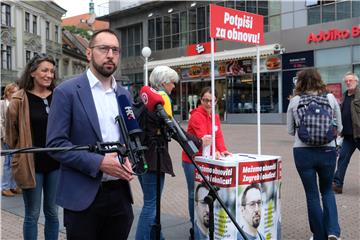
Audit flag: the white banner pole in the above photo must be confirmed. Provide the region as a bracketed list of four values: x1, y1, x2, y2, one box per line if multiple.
[211, 37, 216, 160]
[257, 46, 261, 155]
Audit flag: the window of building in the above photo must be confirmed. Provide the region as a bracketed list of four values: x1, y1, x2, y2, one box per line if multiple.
[353, 0, 360, 17]
[26, 50, 31, 63]
[25, 12, 30, 32]
[32, 15, 37, 34]
[1, 3, 11, 26]
[1, 45, 12, 70]
[336, 1, 351, 20]
[322, 3, 335, 23]
[46, 21, 50, 40]
[307, 0, 355, 25]
[55, 25, 59, 42]
[120, 24, 143, 58]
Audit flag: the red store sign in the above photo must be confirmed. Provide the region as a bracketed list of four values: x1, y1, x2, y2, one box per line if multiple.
[186, 42, 215, 56]
[307, 25, 360, 43]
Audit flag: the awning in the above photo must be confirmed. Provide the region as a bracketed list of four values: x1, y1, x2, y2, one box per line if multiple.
[147, 43, 280, 69]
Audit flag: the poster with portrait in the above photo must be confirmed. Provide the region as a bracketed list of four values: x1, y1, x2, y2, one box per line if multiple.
[237, 155, 281, 240]
[194, 154, 281, 240]
[194, 157, 238, 240]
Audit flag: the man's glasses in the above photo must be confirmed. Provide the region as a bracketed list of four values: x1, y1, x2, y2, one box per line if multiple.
[243, 200, 262, 209]
[201, 98, 217, 104]
[90, 45, 120, 55]
[43, 98, 50, 114]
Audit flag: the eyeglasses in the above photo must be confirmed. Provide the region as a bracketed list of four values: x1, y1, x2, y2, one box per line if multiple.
[243, 200, 262, 209]
[201, 98, 217, 104]
[42, 98, 50, 114]
[90, 45, 120, 55]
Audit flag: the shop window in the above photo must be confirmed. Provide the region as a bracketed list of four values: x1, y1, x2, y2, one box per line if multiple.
[318, 65, 352, 91]
[247, 1, 257, 14]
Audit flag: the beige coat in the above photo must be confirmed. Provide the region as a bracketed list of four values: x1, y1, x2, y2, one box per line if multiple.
[5, 89, 35, 189]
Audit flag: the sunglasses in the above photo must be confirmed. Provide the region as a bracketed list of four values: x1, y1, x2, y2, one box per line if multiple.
[43, 98, 50, 114]
[29, 53, 55, 67]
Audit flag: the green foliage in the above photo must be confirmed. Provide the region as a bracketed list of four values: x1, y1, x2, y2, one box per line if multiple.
[64, 26, 92, 40]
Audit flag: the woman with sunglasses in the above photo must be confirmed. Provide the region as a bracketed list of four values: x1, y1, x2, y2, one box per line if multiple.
[181, 86, 232, 239]
[6, 54, 60, 240]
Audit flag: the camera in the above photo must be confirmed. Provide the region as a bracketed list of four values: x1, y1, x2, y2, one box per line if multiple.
[274, 44, 285, 54]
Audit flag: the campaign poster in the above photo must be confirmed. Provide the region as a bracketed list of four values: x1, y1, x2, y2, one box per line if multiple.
[194, 158, 238, 240]
[237, 158, 281, 240]
[209, 4, 264, 45]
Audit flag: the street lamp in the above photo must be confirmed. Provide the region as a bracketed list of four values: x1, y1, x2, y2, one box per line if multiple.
[142, 46, 152, 86]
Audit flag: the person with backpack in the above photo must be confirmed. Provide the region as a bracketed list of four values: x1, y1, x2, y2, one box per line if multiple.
[332, 72, 360, 194]
[286, 69, 342, 240]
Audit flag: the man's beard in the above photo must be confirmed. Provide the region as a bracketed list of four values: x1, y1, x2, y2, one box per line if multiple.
[92, 57, 117, 77]
[252, 214, 261, 228]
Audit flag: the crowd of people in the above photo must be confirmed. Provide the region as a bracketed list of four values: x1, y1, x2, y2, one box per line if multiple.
[1, 28, 359, 240]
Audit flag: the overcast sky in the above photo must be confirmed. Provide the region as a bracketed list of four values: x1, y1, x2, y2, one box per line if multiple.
[54, 0, 109, 18]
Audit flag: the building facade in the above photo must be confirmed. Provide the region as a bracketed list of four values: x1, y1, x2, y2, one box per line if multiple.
[1, 1, 66, 87]
[99, 0, 360, 123]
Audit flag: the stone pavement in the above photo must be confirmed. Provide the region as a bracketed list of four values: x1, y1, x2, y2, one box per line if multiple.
[1, 124, 359, 239]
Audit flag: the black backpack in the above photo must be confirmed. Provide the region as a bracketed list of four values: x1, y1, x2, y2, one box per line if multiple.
[296, 94, 336, 146]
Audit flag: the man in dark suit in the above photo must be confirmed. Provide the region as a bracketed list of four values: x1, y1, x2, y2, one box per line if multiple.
[46, 29, 134, 240]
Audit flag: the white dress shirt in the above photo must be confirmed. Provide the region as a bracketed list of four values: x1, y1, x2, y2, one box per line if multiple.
[87, 69, 120, 181]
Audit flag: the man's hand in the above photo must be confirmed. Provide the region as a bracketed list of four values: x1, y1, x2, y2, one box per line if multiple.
[99, 153, 134, 181]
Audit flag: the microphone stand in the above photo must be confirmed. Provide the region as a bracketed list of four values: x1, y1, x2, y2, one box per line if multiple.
[150, 124, 172, 240]
[168, 120, 248, 240]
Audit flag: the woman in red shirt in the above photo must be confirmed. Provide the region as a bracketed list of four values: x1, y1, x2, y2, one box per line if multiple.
[181, 86, 231, 239]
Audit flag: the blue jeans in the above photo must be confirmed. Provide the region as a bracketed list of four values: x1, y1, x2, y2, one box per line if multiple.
[1, 143, 17, 190]
[333, 136, 360, 187]
[135, 171, 165, 240]
[293, 147, 340, 240]
[22, 170, 59, 240]
[182, 161, 195, 228]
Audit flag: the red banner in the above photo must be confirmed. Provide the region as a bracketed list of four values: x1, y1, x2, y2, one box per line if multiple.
[195, 162, 237, 188]
[238, 159, 278, 185]
[210, 4, 264, 45]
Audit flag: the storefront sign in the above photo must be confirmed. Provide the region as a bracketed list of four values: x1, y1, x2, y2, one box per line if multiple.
[179, 59, 252, 79]
[307, 25, 360, 43]
[187, 42, 214, 56]
[253, 55, 281, 73]
[282, 51, 314, 70]
[209, 4, 264, 45]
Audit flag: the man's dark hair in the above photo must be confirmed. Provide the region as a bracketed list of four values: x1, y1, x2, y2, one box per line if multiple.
[195, 182, 209, 202]
[88, 29, 120, 47]
[241, 183, 261, 206]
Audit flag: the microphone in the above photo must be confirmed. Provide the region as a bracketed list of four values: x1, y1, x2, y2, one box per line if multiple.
[116, 94, 148, 173]
[139, 86, 198, 157]
[140, 86, 177, 133]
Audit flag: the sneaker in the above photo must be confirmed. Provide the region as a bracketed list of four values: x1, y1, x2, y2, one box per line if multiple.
[2, 190, 15, 197]
[309, 236, 313, 240]
[332, 182, 343, 194]
[328, 235, 341, 240]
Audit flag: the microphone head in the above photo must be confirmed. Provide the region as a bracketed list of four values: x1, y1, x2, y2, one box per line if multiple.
[117, 94, 139, 133]
[159, 91, 173, 118]
[140, 86, 164, 112]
